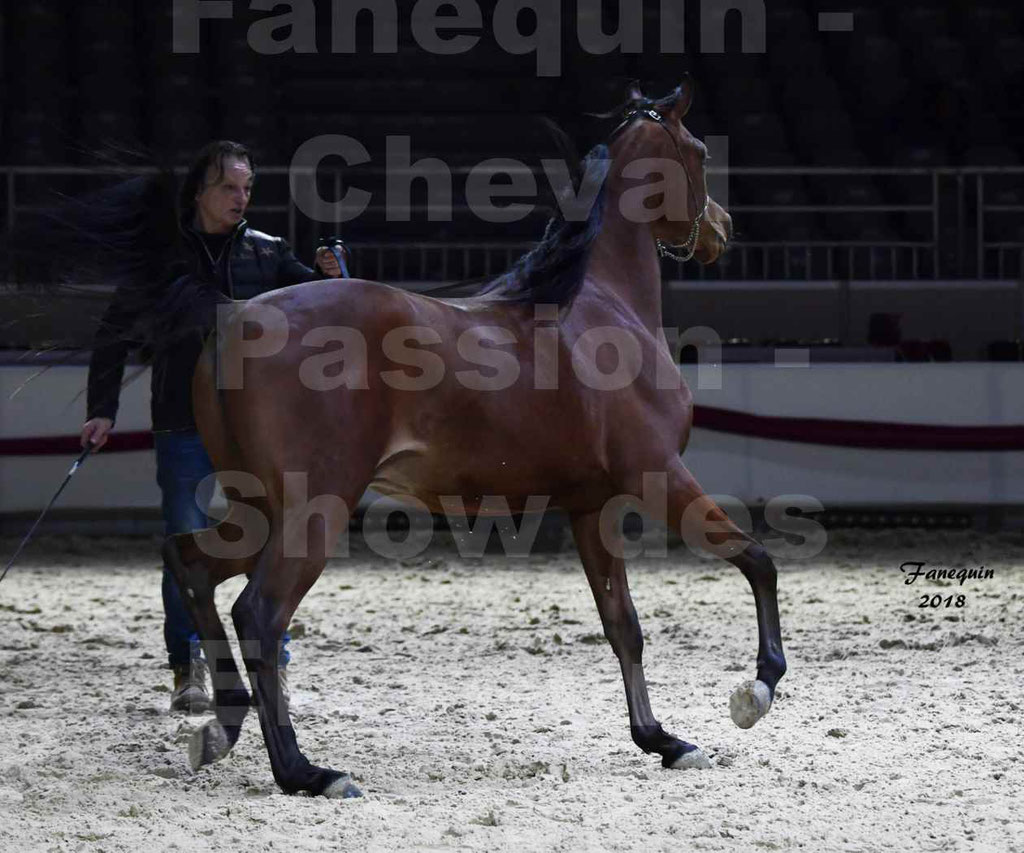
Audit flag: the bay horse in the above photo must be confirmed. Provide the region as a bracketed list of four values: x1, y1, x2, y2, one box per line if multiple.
[163, 80, 787, 798]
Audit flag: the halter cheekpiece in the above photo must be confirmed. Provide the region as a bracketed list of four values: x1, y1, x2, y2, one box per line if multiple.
[616, 105, 710, 263]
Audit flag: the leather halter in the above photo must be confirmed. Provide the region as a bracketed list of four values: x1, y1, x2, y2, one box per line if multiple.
[611, 106, 710, 263]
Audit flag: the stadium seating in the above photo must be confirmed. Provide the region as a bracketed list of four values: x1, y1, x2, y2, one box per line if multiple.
[1, 1, 1021, 250]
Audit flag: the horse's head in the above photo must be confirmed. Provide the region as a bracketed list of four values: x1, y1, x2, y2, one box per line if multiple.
[616, 79, 731, 265]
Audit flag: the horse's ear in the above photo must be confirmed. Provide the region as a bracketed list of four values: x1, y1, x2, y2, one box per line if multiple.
[668, 76, 695, 121]
[626, 80, 644, 104]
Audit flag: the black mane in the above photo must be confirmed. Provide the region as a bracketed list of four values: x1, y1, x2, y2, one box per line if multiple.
[478, 144, 610, 307]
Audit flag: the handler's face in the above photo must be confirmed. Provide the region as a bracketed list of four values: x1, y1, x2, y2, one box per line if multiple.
[195, 156, 253, 234]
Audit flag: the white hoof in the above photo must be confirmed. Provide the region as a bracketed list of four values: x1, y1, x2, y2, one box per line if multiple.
[729, 680, 772, 729]
[667, 747, 712, 770]
[188, 720, 230, 770]
[323, 774, 363, 799]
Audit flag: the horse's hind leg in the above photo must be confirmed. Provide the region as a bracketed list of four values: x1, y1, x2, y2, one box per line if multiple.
[231, 510, 361, 799]
[570, 510, 712, 770]
[665, 460, 787, 729]
[162, 526, 257, 767]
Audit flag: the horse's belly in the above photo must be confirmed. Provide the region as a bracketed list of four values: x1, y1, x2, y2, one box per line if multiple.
[369, 437, 607, 516]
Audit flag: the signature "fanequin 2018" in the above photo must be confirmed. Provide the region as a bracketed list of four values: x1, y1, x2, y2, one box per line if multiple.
[899, 560, 995, 609]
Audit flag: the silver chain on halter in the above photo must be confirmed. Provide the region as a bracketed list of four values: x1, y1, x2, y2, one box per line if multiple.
[656, 193, 709, 262]
[615, 107, 710, 263]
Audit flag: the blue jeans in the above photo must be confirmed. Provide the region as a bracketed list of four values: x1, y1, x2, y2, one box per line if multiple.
[155, 429, 290, 669]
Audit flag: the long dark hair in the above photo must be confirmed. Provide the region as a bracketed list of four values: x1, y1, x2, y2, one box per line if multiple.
[8, 140, 254, 292]
[5, 142, 254, 360]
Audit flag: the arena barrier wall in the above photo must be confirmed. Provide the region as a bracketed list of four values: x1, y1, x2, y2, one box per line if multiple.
[2, 361, 1023, 516]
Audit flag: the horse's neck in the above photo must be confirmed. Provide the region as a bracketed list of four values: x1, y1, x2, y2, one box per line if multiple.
[585, 201, 664, 331]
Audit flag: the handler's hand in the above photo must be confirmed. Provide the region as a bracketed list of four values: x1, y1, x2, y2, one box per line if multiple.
[81, 417, 113, 451]
[315, 246, 346, 278]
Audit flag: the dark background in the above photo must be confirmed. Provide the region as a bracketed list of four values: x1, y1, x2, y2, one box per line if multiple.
[2, 1, 1023, 355]
[5, 1, 1020, 167]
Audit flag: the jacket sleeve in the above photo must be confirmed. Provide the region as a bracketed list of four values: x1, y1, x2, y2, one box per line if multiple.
[85, 285, 142, 424]
[275, 238, 322, 287]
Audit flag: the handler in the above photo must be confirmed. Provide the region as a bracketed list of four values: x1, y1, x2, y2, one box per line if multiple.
[79, 141, 347, 712]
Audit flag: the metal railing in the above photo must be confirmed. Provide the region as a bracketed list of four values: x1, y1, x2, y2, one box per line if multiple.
[2, 165, 1022, 282]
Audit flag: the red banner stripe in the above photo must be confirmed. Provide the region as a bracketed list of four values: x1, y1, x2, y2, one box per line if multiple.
[2, 408, 1024, 457]
[0, 432, 154, 456]
[691, 408, 1024, 451]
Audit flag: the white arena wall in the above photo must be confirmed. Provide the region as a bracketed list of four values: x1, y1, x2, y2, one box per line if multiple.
[2, 361, 1023, 516]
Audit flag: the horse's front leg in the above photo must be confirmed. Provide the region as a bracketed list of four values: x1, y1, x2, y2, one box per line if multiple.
[569, 510, 711, 769]
[665, 459, 787, 729]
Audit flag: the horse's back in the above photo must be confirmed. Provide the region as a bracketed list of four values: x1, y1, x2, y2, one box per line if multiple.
[212, 279, 690, 511]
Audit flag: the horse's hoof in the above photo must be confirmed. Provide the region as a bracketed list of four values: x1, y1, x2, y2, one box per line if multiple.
[188, 720, 231, 770]
[729, 679, 772, 729]
[322, 773, 363, 799]
[664, 745, 712, 770]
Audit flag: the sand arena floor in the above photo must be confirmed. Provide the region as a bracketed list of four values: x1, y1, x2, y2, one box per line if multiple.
[0, 527, 1021, 852]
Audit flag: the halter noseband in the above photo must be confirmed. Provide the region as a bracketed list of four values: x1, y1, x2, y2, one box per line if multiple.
[613, 106, 710, 263]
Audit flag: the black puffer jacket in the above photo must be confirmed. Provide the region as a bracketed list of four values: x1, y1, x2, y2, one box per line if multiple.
[86, 219, 323, 431]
